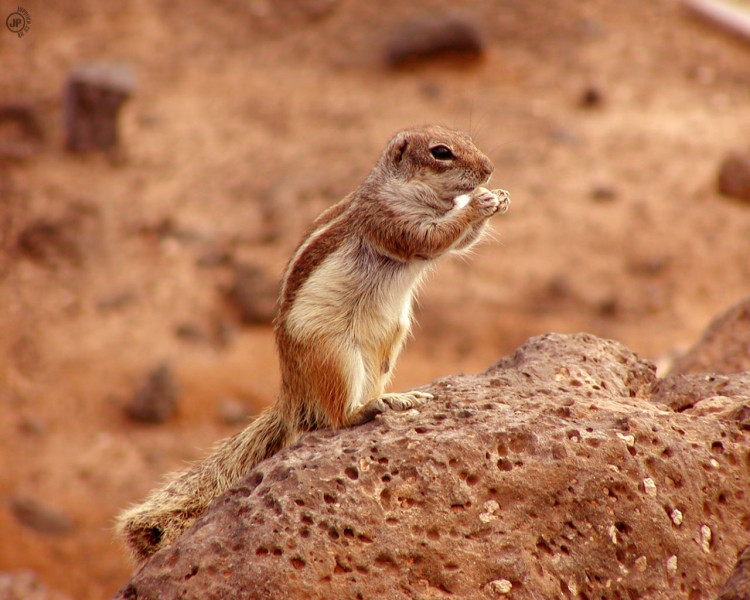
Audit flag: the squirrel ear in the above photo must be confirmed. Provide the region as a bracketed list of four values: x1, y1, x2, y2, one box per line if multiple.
[389, 136, 409, 166]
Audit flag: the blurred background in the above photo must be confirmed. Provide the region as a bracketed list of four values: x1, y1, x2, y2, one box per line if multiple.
[1, 0, 750, 597]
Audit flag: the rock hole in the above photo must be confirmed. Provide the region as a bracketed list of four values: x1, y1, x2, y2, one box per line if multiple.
[385, 517, 399, 525]
[718, 492, 727, 504]
[256, 547, 269, 556]
[294, 499, 305, 507]
[342, 527, 354, 538]
[448, 458, 459, 468]
[344, 466, 359, 481]
[560, 544, 570, 555]
[323, 493, 337, 504]
[615, 521, 632, 535]
[536, 538, 553, 555]
[466, 473, 480, 486]
[301, 514, 314, 525]
[497, 442, 508, 456]
[662, 447, 674, 458]
[272, 548, 283, 556]
[334, 560, 352, 574]
[444, 563, 460, 571]
[290, 557, 305, 570]
[627, 446, 637, 457]
[615, 547, 626, 562]
[497, 458, 513, 471]
[380, 488, 391, 505]
[357, 534, 373, 544]
[560, 579, 572, 598]
[381, 474, 391, 482]
[711, 441, 725, 454]
[184, 565, 199, 580]
[328, 527, 340, 540]
[414, 426, 430, 434]
[301, 528, 310, 539]
[427, 528, 440, 540]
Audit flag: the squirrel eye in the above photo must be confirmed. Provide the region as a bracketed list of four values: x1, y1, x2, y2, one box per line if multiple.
[430, 145, 454, 160]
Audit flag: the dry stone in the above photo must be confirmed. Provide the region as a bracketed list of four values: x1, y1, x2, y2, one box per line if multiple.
[671, 297, 750, 375]
[112, 333, 750, 600]
[64, 63, 134, 153]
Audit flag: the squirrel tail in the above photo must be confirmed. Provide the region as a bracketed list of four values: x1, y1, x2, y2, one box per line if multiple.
[115, 406, 293, 564]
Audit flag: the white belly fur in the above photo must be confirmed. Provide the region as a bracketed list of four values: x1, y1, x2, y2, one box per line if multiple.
[286, 243, 428, 408]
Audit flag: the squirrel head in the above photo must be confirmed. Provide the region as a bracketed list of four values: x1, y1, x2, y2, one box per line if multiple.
[380, 125, 494, 201]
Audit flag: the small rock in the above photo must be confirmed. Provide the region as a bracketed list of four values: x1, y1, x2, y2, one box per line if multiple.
[643, 477, 657, 497]
[385, 13, 485, 68]
[666, 555, 678, 577]
[701, 525, 712, 553]
[579, 85, 604, 109]
[0, 103, 44, 162]
[717, 152, 750, 203]
[9, 496, 74, 536]
[590, 185, 617, 202]
[125, 364, 178, 424]
[217, 397, 250, 425]
[0, 570, 72, 600]
[223, 264, 279, 326]
[670, 296, 750, 375]
[486, 579, 513, 595]
[15, 218, 82, 266]
[671, 508, 683, 526]
[64, 62, 134, 153]
[635, 556, 647, 572]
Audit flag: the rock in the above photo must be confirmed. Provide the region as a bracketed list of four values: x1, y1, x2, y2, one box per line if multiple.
[0, 103, 44, 162]
[578, 85, 604, 109]
[717, 545, 750, 600]
[15, 218, 82, 266]
[222, 264, 279, 326]
[670, 297, 750, 375]
[125, 364, 179, 424]
[64, 63, 134, 153]
[217, 397, 251, 425]
[717, 152, 750, 203]
[112, 333, 750, 600]
[385, 13, 485, 68]
[0, 571, 71, 600]
[9, 497, 75, 536]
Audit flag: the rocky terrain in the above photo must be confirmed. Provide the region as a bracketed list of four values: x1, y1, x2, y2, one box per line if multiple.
[1, 0, 750, 598]
[114, 332, 750, 600]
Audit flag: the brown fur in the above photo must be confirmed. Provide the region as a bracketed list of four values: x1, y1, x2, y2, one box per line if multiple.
[115, 125, 506, 563]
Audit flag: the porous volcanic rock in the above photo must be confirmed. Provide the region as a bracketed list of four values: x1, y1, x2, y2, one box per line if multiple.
[113, 333, 750, 600]
[670, 297, 750, 376]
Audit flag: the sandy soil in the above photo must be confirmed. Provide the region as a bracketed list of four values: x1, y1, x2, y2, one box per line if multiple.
[1, 0, 750, 597]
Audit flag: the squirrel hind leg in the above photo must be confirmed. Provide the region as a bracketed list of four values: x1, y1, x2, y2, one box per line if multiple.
[350, 390, 433, 425]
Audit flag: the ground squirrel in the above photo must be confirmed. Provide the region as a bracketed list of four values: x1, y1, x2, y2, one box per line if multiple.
[116, 124, 510, 563]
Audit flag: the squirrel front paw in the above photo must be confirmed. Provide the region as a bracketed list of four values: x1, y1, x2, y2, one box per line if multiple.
[467, 187, 509, 219]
